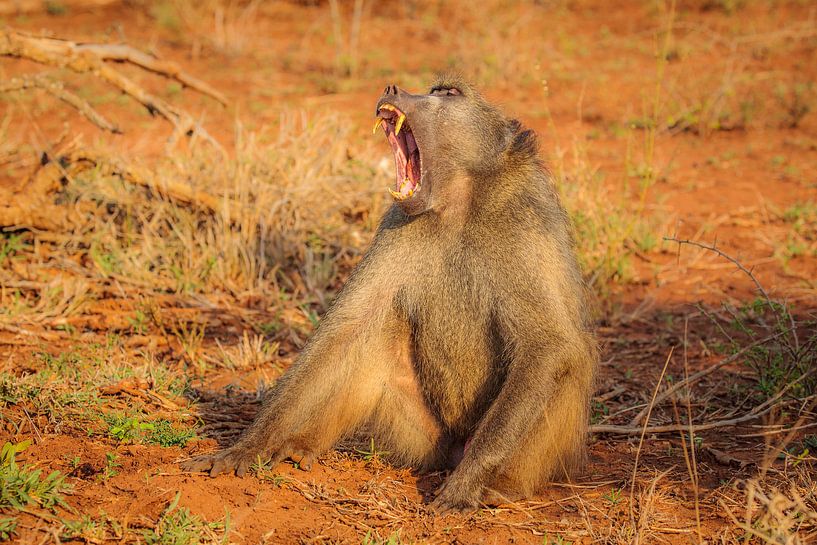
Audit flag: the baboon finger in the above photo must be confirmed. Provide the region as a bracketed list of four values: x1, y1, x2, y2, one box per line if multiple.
[289, 450, 315, 471]
[180, 455, 214, 473]
[267, 449, 288, 469]
[209, 456, 230, 477]
[235, 458, 251, 477]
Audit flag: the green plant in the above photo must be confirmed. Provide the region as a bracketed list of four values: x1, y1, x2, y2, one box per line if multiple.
[591, 399, 609, 425]
[44, 1, 67, 15]
[0, 233, 25, 265]
[142, 492, 228, 545]
[128, 309, 149, 334]
[107, 415, 155, 443]
[543, 534, 573, 545]
[61, 515, 114, 542]
[354, 438, 390, 463]
[732, 299, 816, 399]
[0, 440, 70, 511]
[0, 517, 17, 541]
[105, 414, 196, 447]
[148, 420, 197, 448]
[101, 452, 120, 481]
[362, 530, 403, 545]
[603, 487, 623, 506]
[671, 239, 816, 401]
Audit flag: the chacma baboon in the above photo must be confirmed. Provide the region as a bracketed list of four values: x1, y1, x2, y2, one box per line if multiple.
[184, 75, 598, 512]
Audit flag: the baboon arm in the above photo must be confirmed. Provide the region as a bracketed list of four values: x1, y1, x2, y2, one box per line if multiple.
[434, 305, 574, 509]
[187, 245, 402, 476]
[239, 278, 395, 451]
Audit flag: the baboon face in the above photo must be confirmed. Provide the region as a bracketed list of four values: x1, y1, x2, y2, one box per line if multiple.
[374, 80, 509, 216]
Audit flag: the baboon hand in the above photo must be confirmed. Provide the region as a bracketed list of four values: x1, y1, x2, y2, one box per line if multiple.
[181, 445, 260, 477]
[429, 477, 481, 515]
[181, 444, 317, 477]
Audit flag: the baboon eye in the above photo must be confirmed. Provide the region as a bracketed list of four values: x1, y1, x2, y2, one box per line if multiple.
[430, 87, 461, 97]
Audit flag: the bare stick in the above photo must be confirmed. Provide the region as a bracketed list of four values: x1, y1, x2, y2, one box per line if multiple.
[629, 347, 673, 527]
[0, 150, 242, 230]
[75, 43, 227, 105]
[594, 369, 811, 436]
[593, 398, 780, 436]
[0, 0, 119, 16]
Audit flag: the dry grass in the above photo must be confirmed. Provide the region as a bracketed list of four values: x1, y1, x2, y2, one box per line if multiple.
[1, 110, 387, 325]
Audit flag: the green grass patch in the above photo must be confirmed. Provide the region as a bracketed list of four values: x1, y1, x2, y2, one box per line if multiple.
[103, 414, 197, 447]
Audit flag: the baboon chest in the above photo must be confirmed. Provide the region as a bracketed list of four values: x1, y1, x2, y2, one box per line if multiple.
[400, 255, 505, 434]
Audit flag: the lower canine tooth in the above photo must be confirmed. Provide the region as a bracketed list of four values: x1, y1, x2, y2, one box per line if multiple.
[389, 188, 407, 200]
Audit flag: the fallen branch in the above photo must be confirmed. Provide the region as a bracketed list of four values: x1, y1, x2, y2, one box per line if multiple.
[664, 236, 773, 308]
[0, 28, 225, 152]
[591, 400, 779, 436]
[0, 0, 119, 16]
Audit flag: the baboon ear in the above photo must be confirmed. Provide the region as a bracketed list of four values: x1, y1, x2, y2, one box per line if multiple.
[507, 119, 538, 157]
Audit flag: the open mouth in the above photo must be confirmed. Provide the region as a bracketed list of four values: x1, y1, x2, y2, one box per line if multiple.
[373, 104, 421, 201]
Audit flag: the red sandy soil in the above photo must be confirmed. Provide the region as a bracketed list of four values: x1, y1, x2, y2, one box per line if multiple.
[1, 1, 815, 544]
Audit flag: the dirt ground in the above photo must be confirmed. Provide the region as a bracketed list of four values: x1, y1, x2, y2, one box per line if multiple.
[0, 1, 815, 544]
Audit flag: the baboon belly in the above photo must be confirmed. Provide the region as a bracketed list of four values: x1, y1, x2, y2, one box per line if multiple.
[411, 305, 502, 436]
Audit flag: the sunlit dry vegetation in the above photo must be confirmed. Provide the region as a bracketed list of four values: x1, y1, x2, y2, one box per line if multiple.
[0, 0, 815, 543]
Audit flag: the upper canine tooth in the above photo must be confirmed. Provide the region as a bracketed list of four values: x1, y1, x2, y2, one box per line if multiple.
[395, 113, 406, 135]
[372, 118, 383, 134]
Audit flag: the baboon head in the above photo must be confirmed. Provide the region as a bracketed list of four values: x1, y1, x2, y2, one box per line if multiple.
[374, 75, 513, 216]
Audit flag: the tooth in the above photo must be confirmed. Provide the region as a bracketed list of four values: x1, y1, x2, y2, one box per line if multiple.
[395, 113, 406, 135]
[389, 188, 407, 200]
[379, 104, 396, 112]
[372, 118, 383, 134]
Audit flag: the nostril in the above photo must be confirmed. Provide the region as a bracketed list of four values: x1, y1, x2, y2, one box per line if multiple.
[384, 86, 390, 95]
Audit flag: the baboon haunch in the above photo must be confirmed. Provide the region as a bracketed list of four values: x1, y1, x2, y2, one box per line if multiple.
[184, 76, 598, 512]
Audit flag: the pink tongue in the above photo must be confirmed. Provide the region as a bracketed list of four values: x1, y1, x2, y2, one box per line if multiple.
[387, 129, 412, 195]
[387, 132, 406, 161]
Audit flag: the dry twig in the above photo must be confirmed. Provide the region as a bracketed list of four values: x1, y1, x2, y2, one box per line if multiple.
[0, 74, 120, 132]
